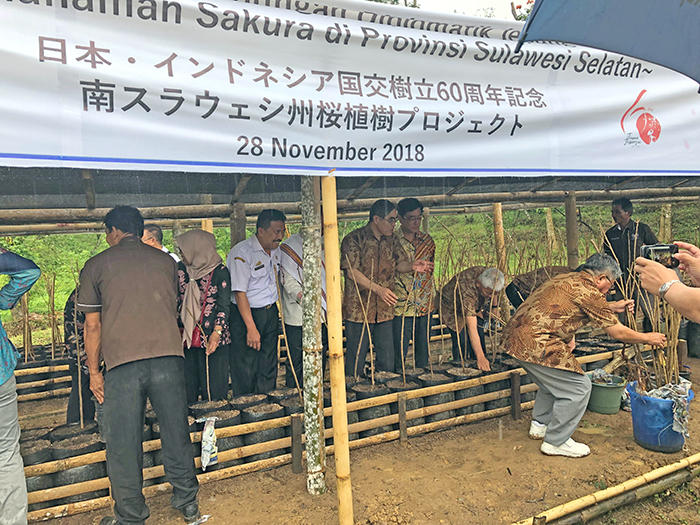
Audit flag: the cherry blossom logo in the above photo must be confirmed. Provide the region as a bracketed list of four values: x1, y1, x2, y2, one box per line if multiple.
[621, 90, 661, 146]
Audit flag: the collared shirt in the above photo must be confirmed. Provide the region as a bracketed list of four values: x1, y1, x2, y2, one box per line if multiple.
[439, 266, 490, 333]
[503, 272, 619, 375]
[604, 221, 658, 275]
[77, 236, 183, 371]
[279, 233, 326, 327]
[511, 266, 573, 298]
[227, 234, 280, 309]
[394, 230, 435, 318]
[0, 249, 41, 386]
[340, 223, 409, 324]
[161, 246, 181, 263]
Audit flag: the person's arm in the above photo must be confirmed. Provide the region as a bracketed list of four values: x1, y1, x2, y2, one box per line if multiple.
[84, 311, 104, 403]
[206, 267, 230, 356]
[281, 266, 303, 305]
[396, 260, 434, 274]
[0, 252, 41, 310]
[345, 266, 398, 307]
[605, 322, 666, 347]
[466, 316, 491, 372]
[234, 291, 261, 351]
[608, 299, 635, 314]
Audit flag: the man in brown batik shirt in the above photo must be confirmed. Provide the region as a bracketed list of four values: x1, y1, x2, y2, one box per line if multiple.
[341, 199, 433, 377]
[503, 254, 665, 458]
[439, 266, 504, 372]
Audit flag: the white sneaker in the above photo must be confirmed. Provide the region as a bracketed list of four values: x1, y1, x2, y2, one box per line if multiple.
[529, 420, 547, 440]
[541, 438, 590, 458]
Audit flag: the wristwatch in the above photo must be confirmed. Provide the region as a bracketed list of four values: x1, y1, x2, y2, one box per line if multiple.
[658, 280, 681, 300]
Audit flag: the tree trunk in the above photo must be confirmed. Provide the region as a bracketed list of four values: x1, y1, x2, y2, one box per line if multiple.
[301, 176, 326, 495]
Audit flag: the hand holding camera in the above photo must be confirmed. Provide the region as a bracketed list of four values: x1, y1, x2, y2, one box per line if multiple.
[673, 241, 700, 286]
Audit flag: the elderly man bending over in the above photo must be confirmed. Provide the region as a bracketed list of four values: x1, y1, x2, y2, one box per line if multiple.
[439, 267, 504, 372]
[503, 253, 666, 458]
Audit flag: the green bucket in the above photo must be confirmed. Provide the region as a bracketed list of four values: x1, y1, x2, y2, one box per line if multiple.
[587, 374, 626, 414]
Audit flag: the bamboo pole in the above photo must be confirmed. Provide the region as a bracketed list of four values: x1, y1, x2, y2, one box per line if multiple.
[301, 175, 326, 495]
[14, 365, 69, 377]
[8, 187, 700, 226]
[15, 376, 71, 390]
[660, 203, 672, 243]
[544, 207, 556, 265]
[21, 295, 32, 362]
[552, 466, 700, 525]
[492, 203, 509, 323]
[321, 174, 354, 525]
[511, 452, 700, 525]
[17, 388, 70, 402]
[564, 192, 579, 269]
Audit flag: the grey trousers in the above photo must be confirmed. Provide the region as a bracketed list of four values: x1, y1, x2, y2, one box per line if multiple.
[0, 376, 27, 525]
[516, 359, 591, 446]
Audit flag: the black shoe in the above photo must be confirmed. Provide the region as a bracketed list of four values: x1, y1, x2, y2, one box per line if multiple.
[180, 502, 200, 523]
[99, 517, 117, 525]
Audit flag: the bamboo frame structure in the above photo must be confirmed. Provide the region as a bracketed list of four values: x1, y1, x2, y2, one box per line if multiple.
[321, 174, 354, 525]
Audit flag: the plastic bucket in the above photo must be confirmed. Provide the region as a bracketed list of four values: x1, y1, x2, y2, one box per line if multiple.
[587, 374, 626, 414]
[626, 381, 695, 453]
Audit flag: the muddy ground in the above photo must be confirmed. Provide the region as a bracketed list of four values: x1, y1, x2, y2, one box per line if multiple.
[21, 360, 700, 525]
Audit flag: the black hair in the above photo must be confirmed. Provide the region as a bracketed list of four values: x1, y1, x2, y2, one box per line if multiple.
[612, 197, 633, 215]
[104, 206, 144, 238]
[369, 199, 396, 222]
[397, 198, 423, 216]
[143, 224, 163, 244]
[256, 209, 286, 231]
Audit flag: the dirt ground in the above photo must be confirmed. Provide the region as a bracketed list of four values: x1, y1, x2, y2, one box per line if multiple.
[22, 360, 700, 525]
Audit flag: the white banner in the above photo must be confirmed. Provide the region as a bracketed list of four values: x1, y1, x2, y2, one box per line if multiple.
[1, 0, 699, 177]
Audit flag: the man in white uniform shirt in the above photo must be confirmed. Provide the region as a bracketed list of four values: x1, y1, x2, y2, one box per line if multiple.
[227, 209, 286, 395]
[280, 232, 328, 388]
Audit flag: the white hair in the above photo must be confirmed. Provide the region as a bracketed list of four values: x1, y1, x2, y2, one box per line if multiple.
[478, 268, 505, 292]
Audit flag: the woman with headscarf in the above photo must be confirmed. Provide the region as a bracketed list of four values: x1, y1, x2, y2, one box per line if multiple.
[177, 229, 231, 405]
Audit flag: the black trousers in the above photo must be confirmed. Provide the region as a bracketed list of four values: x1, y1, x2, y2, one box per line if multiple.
[505, 282, 525, 311]
[229, 303, 280, 395]
[66, 360, 95, 424]
[344, 320, 394, 376]
[183, 344, 230, 405]
[448, 318, 486, 364]
[103, 356, 198, 525]
[284, 323, 328, 389]
[393, 314, 430, 371]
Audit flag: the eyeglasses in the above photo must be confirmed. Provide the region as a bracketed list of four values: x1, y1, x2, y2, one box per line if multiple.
[402, 215, 423, 223]
[383, 216, 398, 225]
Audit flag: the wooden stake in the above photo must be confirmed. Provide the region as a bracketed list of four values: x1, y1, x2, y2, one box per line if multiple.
[398, 393, 408, 444]
[564, 192, 579, 269]
[291, 413, 303, 474]
[321, 174, 354, 525]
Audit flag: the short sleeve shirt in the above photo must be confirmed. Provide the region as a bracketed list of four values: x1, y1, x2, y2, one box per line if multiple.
[503, 272, 619, 374]
[394, 231, 436, 318]
[340, 224, 409, 324]
[227, 235, 280, 308]
[439, 266, 488, 333]
[77, 237, 183, 371]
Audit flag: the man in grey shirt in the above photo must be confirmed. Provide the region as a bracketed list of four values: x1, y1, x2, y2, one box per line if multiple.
[79, 206, 199, 525]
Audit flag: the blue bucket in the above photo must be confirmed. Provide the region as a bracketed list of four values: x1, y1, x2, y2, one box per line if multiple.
[626, 381, 694, 453]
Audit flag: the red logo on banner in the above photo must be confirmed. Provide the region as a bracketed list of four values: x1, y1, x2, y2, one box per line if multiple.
[621, 90, 661, 146]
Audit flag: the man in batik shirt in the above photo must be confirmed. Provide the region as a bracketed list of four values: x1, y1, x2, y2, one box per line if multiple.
[64, 286, 96, 424]
[393, 198, 435, 372]
[439, 266, 504, 372]
[503, 254, 665, 458]
[341, 199, 433, 377]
